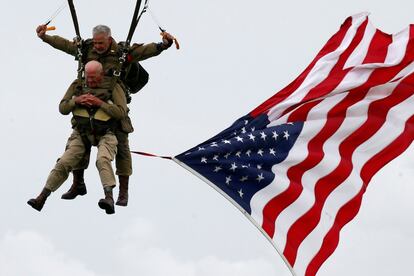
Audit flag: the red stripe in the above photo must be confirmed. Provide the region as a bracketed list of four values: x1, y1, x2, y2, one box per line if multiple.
[299, 19, 368, 103]
[250, 16, 354, 118]
[355, 26, 414, 92]
[362, 29, 393, 64]
[260, 19, 369, 239]
[284, 75, 414, 268]
[278, 26, 397, 266]
[306, 113, 414, 276]
[278, 18, 368, 119]
[261, 24, 414, 245]
[261, 90, 366, 239]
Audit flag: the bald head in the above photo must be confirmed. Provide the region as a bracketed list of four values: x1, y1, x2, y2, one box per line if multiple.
[85, 61, 104, 88]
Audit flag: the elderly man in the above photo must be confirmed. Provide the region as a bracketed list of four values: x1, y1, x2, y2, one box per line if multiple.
[27, 61, 127, 215]
[36, 24, 175, 206]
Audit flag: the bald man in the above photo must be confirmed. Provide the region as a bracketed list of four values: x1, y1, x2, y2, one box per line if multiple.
[28, 61, 127, 215]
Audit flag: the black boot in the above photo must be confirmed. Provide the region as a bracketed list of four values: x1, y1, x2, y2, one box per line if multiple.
[27, 188, 51, 212]
[61, 170, 87, 200]
[98, 186, 115, 215]
[116, 176, 129, 206]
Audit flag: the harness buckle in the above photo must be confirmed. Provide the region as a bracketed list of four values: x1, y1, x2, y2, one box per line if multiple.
[113, 70, 121, 77]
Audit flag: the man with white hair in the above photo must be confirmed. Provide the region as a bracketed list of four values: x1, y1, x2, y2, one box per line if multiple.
[28, 60, 127, 215]
[36, 23, 175, 207]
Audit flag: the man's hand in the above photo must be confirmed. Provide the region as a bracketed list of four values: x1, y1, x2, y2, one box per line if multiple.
[36, 25, 47, 39]
[75, 94, 104, 108]
[160, 31, 175, 49]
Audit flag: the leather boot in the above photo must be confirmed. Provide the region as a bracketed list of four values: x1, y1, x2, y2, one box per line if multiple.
[116, 175, 129, 206]
[27, 188, 51, 212]
[61, 170, 87, 200]
[98, 186, 115, 215]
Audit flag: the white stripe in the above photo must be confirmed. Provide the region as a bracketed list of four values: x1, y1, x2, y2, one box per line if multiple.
[311, 21, 410, 102]
[383, 27, 410, 65]
[293, 85, 414, 276]
[266, 13, 369, 122]
[250, 92, 349, 231]
[390, 61, 414, 82]
[347, 26, 410, 70]
[272, 81, 399, 254]
[344, 19, 377, 68]
[271, 34, 414, 251]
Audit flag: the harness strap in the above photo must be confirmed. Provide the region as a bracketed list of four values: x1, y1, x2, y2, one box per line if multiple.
[67, 0, 84, 85]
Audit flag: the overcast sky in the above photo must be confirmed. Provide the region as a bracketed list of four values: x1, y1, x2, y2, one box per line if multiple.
[1, 0, 414, 275]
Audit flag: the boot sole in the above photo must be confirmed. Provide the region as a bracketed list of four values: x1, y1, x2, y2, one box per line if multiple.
[116, 200, 128, 206]
[98, 200, 115, 214]
[61, 190, 87, 200]
[27, 200, 42, 212]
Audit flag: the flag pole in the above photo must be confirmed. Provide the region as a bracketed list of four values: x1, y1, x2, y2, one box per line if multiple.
[173, 157, 297, 276]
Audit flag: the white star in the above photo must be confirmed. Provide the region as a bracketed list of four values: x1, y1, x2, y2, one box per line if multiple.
[201, 157, 207, 163]
[248, 133, 256, 141]
[244, 120, 249, 125]
[235, 151, 242, 157]
[269, 148, 276, 156]
[225, 176, 232, 185]
[233, 131, 237, 136]
[198, 147, 205, 151]
[241, 127, 247, 134]
[240, 176, 248, 182]
[224, 153, 231, 159]
[212, 155, 219, 161]
[257, 173, 265, 182]
[241, 165, 249, 169]
[272, 131, 278, 140]
[223, 139, 232, 144]
[214, 166, 222, 172]
[230, 162, 238, 172]
[238, 189, 244, 198]
[251, 127, 256, 132]
[257, 149, 264, 156]
[284, 130, 290, 140]
[236, 136, 244, 142]
[246, 150, 252, 157]
[257, 164, 263, 170]
[210, 142, 219, 147]
[260, 131, 267, 141]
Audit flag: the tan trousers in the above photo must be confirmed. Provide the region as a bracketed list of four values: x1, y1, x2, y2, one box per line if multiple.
[115, 131, 132, 176]
[73, 130, 132, 176]
[45, 130, 118, 191]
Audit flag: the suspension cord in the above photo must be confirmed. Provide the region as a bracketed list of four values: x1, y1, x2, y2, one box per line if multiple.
[67, 0, 84, 84]
[126, 0, 149, 46]
[147, 3, 180, 49]
[67, 0, 81, 39]
[45, 1, 67, 25]
[113, 0, 148, 91]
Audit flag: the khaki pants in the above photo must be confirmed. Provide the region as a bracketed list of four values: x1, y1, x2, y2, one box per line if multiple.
[73, 130, 132, 176]
[45, 130, 118, 191]
[115, 131, 132, 176]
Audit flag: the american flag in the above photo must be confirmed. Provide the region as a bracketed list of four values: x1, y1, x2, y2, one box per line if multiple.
[174, 12, 414, 276]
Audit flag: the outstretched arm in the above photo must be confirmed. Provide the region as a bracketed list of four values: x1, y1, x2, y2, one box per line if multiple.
[36, 24, 78, 57]
[128, 31, 176, 62]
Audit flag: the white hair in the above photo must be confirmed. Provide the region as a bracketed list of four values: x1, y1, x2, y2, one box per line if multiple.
[85, 61, 103, 75]
[92, 25, 111, 37]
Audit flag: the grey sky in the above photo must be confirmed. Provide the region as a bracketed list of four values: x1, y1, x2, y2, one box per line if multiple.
[1, 0, 414, 275]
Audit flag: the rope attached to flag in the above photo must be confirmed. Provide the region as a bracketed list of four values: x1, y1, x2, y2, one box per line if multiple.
[131, 151, 173, 160]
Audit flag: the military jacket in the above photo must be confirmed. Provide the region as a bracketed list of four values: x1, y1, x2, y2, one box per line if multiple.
[42, 35, 163, 77]
[59, 79, 127, 121]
